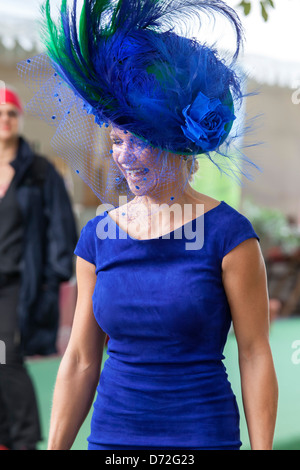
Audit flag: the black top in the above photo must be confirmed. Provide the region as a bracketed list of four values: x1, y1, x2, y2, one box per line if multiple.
[0, 175, 24, 275]
[0, 137, 78, 355]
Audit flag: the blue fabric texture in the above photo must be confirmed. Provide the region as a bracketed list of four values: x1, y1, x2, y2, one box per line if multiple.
[74, 201, 259, 449]
[87, 442, 240, 450]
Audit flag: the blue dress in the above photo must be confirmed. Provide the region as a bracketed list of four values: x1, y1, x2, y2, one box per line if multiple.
[74, 201, 259, 450]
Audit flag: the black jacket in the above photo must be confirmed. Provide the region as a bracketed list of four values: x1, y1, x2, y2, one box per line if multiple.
[11, 137, 78, 356]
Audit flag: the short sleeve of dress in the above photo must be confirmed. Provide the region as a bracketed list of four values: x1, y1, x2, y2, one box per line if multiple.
[74, 218, 97, 265]
[221, 211, 260, 259]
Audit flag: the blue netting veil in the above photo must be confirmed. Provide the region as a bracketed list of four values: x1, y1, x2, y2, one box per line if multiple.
[17, 0, 260, 229]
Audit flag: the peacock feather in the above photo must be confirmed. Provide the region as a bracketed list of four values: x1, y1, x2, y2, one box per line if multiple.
[40, 0, 244, 154]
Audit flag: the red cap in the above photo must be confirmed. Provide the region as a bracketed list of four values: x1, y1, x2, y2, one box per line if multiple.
[0, 88, 23, 114]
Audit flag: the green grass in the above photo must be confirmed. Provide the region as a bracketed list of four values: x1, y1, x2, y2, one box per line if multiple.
[26, 349, 109, 450]
[26, 318, 300, 450]
[224, 317, 300, 450]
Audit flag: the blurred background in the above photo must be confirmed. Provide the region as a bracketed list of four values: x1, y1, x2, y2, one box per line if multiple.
[0, 0, 299, 450]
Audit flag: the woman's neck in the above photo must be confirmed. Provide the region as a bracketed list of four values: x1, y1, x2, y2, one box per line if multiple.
[134, 182, 199, 211]
[0, 137, 19, 165]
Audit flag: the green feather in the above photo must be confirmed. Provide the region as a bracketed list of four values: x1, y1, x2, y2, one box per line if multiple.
[40, 0, 60, 61]
[78, 0, 90, 61]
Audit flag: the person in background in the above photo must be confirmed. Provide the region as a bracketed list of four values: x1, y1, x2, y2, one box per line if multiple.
[0, 86, 78, 450]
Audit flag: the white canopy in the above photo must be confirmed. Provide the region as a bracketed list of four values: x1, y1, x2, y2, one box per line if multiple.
[227, 0, 300, 89]
[1, 0, 300, 88]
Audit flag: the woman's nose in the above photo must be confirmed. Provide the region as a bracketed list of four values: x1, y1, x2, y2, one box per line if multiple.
[116, 144, 137, 166]
[0, 113, 11, 124]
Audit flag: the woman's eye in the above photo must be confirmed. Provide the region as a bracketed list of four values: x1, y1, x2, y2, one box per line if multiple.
[8, 111, 19, 118]
[112, 138, 122, 145]
[0, 111, 19, 118]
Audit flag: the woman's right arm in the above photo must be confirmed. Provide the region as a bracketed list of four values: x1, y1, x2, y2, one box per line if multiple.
[47, 257, 106, 450]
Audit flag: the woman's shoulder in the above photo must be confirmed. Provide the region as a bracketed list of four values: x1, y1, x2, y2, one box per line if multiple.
[74, 212, 108, 263]
[216, 200, 254, 227]
[191, 192, 250, 224]
[82, 210, 108, 229]
[200, 194, 221, 214]
[188, 191, 220, 214]
[211, 201, 260, 258]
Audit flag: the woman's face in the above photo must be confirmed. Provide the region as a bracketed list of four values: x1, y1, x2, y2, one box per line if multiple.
[110, 127, 163, 196]
[0, 103, 21, 143]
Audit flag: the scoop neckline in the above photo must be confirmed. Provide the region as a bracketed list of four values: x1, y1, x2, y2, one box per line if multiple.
[104, 200, 225, 241]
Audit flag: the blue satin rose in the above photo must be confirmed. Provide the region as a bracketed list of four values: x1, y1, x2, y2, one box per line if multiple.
[181, 92, 236, 152]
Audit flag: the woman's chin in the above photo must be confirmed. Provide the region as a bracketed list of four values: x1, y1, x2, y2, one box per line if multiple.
[0, 131, 16, 142]
[128, 181, 149, 196]
[126, 176, 154, 197]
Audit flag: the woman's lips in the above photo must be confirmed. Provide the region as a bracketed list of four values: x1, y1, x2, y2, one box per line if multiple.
[123, 167, 149, 180]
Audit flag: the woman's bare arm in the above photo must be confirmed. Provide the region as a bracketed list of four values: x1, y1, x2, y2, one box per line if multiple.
[222, 238, 278, 450]
[47, 257, 106, 450]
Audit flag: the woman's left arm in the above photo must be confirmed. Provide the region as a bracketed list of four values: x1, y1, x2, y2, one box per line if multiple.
[222, 238, 278, 450]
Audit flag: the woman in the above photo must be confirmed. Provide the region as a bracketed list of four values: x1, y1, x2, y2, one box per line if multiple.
[0, 87, 77, 449]
[21, 0, 278, 450]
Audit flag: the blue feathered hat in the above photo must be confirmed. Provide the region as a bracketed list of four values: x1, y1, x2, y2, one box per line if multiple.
[18, 0, 258, 205]
[40, 0, 244, 155]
